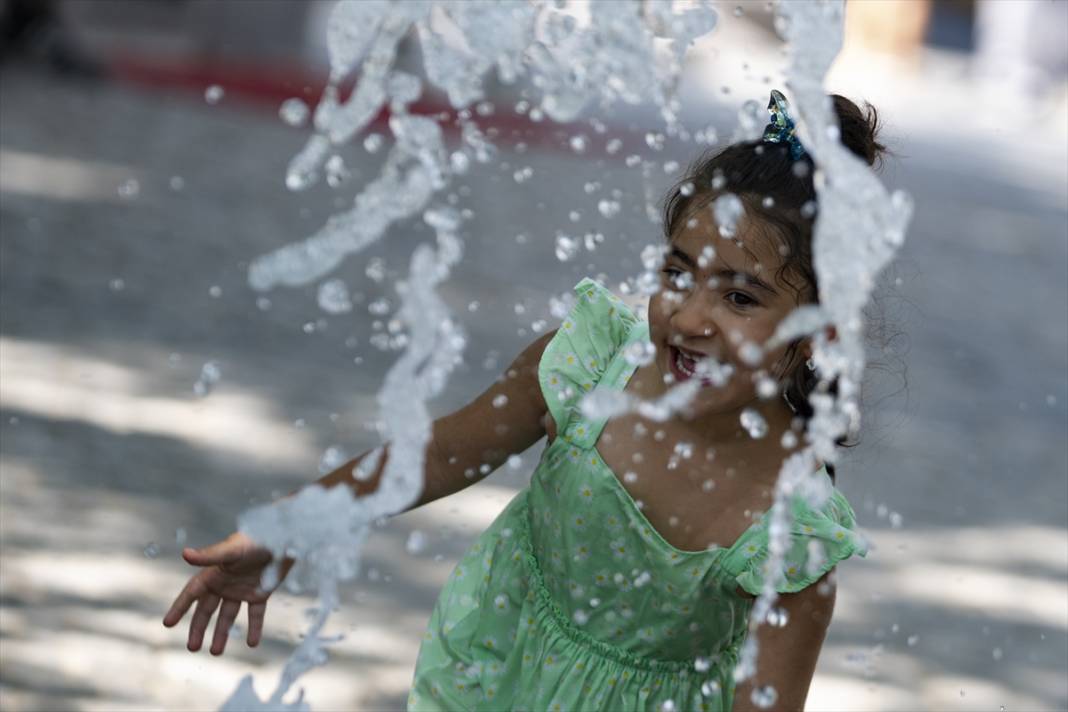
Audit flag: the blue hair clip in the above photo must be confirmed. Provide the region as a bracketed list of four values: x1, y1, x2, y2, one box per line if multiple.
[762, 89, 806, 161]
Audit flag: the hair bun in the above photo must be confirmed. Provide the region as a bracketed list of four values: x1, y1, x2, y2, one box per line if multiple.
[831, 95, 887, 168]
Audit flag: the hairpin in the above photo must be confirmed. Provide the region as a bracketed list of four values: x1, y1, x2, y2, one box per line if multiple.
[762, 89, 806, 161]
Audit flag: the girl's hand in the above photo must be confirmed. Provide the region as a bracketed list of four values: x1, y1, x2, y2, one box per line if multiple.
[162, 532, 289, 655]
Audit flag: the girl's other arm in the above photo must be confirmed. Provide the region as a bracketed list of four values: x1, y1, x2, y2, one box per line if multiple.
[732, 573, 837, 712]
[316, 329, 557, 510]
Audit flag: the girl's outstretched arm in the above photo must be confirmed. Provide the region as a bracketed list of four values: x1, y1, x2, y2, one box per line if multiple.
[319, 328, 556, 509]
[164, 331, 556, 654]
[732, 573, 837, 712]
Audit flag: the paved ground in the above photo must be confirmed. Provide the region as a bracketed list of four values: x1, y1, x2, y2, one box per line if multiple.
[1, 31, 1066, 712]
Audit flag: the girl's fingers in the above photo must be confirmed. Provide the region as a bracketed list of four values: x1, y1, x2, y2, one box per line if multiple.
[210, 599, 241, 656]
[163, 575, 205, 627]
[182, 538, 246, 567]
[247, 601, 266, 647]
[187, 593, 221, 651]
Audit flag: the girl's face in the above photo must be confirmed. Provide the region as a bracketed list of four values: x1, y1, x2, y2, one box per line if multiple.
[647, 207, 808, 421]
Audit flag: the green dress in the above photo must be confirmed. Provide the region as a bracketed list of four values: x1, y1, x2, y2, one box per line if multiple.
[408, 278, 867, 712]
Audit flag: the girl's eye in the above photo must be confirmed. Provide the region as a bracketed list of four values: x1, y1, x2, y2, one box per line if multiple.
[660, 267, 693, 291]
[726, 291, 758, 308]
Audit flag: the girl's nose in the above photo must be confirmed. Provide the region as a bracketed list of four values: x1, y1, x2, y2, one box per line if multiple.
[669, 292, 715, 340]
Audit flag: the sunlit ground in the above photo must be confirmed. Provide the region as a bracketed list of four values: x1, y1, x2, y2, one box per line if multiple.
[2, 10, 1067, 711]
[2, 335, 1065, 710]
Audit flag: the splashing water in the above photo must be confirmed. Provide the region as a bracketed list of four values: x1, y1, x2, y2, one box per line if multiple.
[213, 0, 908, 709]
[712, 193, 744, 238]
[731, 0, 911, 687]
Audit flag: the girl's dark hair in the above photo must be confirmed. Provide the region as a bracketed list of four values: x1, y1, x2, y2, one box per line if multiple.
[661, 95, 891, 478]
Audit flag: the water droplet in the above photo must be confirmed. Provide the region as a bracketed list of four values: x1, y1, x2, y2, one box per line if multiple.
[597, 199, 621, 218]
[713, 193, 745, 238]
[766, 607, 789, 627]
[733, 5, 744, 17]
[756, 373, 778, 399]
[318, 279, 353, 314]
[645, 132, 665, 151]
[108, 278, 126, 292]
[450, 151, 470, 174]
[569, 134, 588, 153]
[405, 530, 427, 554]
[660, 700, 676, 712]
[204, 84, 225, 104]
[679, 181, 695, 197]
[750, 685, 778, 709]
[701, 679, 722, 697]
[739, 341, 763, 366]
[907, 634, 919, 646]
[318, 446, 347, 474]
[773, 13, 791, 39]
[737, 100, 763, 139]
[568, 210, 581, 222]
[194, 361, 221, 397]
[506, 455, 523, 471]
[992, 647, 1003, 661]
[143, 542, 159, 558]
[606, 138, 622, 154]
[368, 297, 391, 316]
[513, 166, 534, 183]
[492, 394, 509, 408]
[325, 155, 350, 188]
[353, 447, 384, 481]
[555, 235, 579, 262]
[625, 154, 642, 167]
[279, 97, 310, 126]
[364, 257, 386, 283]
[169, 175, 185, 191]
[701, 479, 716, 492]
[256, 296, 272, 311]
[623, 340, 656, 366]
[663, 160, 679, 174]
[175, 528, 187, 547]
[572, 609, 589, 625]
[694, 657, 711, 672]
[761, 196, 775, 208]
[673, 441, 694, 459]
[740, 408, 768, 438]
[363, 133, 384, 153]
[889, 511, 904, 529]
[117, 178, 140, 200]
[780, 430, 798, 449]
[208, 285, 222, 298]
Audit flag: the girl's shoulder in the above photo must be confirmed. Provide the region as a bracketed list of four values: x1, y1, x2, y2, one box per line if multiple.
[539, 278, 644, 433]
[726, 475, 870, 595]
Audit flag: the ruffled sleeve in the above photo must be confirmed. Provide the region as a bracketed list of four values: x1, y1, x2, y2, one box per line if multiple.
[725, 487, 869, 596]
[538, 278, 638, 445]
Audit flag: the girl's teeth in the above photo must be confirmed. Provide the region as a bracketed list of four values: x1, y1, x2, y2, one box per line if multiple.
[676, 349, 696, 376]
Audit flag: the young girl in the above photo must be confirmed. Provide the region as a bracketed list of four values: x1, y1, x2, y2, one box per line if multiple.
[164, 91, 885, 712]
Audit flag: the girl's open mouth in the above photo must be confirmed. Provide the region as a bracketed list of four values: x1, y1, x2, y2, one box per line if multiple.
[668, 346, 717, 387]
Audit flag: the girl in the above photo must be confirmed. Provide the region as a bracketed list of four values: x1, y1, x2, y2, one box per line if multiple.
[164, 91, 886, 712]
